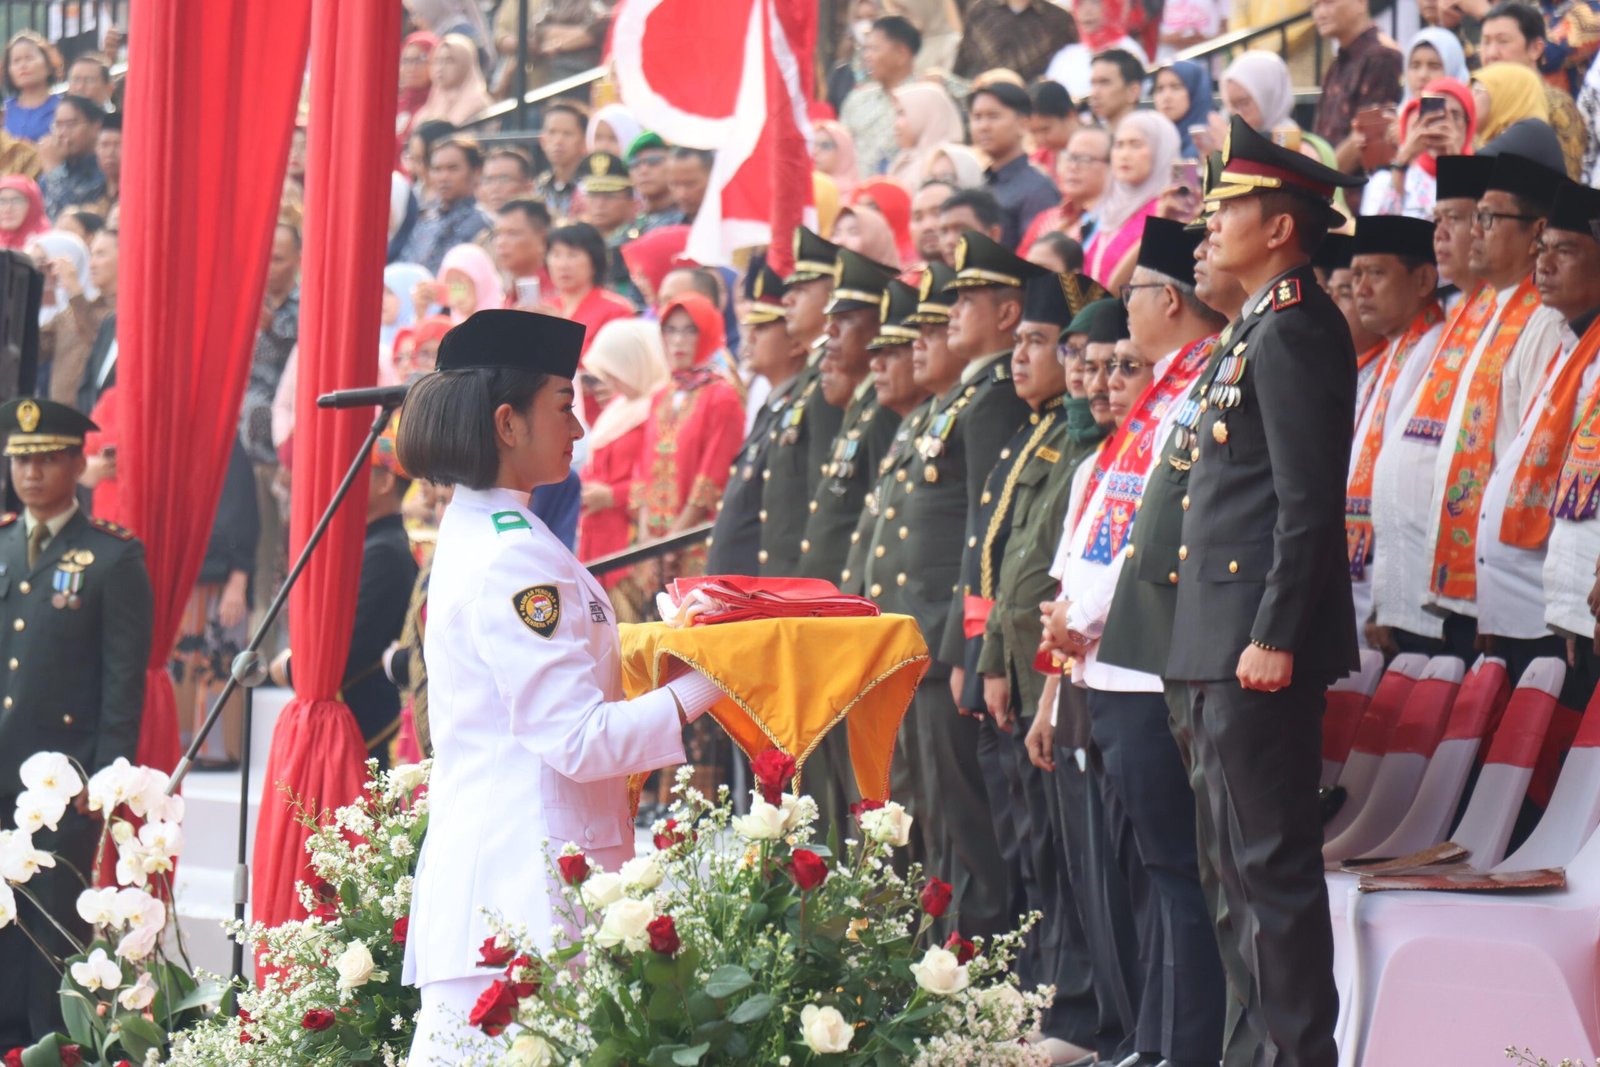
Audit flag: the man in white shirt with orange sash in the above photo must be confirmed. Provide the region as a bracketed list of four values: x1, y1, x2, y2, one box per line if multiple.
[1344, 216, 1445, 652]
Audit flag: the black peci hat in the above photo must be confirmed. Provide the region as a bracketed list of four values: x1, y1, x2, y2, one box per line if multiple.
[1136, 217, 1204, 286]
[947, 229, 1049, 290]
[1351, 215, 1436, 264]
[1434, 155, 1493, 203]
[1312, 233, 1354, 273]
[0, 398, 98, 456]
[788, 226, 840, 284]
[824, 248, 898, 314]
[870, 279, 922, 350]
[906, 262, 957, 324]
[1022, 271, 1109, 328]
[436, 309, 587, 379]
[1548, 179, 1600, 236]
[1484, 152, 1566, 214]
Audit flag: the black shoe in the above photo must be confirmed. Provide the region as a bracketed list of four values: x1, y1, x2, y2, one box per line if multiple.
[1319, 785, 1347, 825]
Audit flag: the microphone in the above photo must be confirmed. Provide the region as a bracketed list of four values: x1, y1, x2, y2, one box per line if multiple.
[316, 384, 411, 409]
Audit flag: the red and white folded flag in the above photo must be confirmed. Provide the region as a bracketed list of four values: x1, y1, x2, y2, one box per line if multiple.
[657, 575, 880, 627]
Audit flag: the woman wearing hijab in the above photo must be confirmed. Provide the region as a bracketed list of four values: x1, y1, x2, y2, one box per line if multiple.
[1152, 61, 1214, 157]
[831, 204, 903, 269]
[924, 142, 986, 187]
[587, 103, 644, 158]
[578, 320, 670, 616]
[382, 262, 433, 380]
[1209, 50, 1298, 154]
[1402, 28, 1469, 102]
[33, 229, 109, 405]
[396, 32, 438, 160]
[813, 120, 860, 198]
[0, 175, 49, 250]
[619, 224, 691, 310]
[413, 33, 493, 128]
[851, 177, 916, 263]
[1471, 62, 1551, 146]
[435, 243, 505, 323]
[1083, 111, 1180, 291]
[1361, 78, 1475, 219]
[887, 82, 966, 188]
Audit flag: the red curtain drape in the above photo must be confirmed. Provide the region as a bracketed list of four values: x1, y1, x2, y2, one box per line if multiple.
[251, 0, 401, 930]
[118, 0, 312, 774]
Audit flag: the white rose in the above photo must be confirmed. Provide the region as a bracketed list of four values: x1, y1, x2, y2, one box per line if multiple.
[86, 758, 136, 813]
[799, 1004, 853, 1054]
[910, 946, 970, 997]
[76, 886, 121, 927]
[387, 763, 428, 795]
[19, 752, 81, 806]
[731, 797, 788, 840]
[117, 971, 158, 1011]
[978, 982, 1024, 1015]
[619, 854, 663, 892]
[859, 802, 913, 847]
[580, 871, 624, 911]
[335, 940, 377, 989]
[0, 882, 15, 929]
[70, 947, 123, 992]
[115, 922, 161, 962]
[15, 790, 68, 834]
[507, 1033, 555, 1067]
[0, 829, 55, 884]
[778, 793, 812, 832]
[594, 897, 654, 952]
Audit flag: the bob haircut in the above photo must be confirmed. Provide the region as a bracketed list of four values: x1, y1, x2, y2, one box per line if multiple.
[548, 222, 608, 286]
[396, 367, 552, 489]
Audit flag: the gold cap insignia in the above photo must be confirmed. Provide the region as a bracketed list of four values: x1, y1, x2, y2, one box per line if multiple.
[16, 400, 38, 433]
[919, 269, 934, 301]
[1222, 123, 1233, 164]
[754, 271, 766, 300]
[954, 237, 969, 272]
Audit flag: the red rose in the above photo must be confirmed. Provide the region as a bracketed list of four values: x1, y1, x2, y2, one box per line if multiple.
[945, 931, 976, 965]
[468, 979, 519, 1036]
[850, 798, 885, 819]
[786, 849, 829, 892]
[920, 878, 953, 918]
[238, 1008, 253, 1024]
[115, 1061, 133, 1067]
[506, 954, 542, 998]
[308, 878, 340, 922]
[478, 935, 516, 968]
[751, 749, 796, 805]
[557, 852, 591, 886]
[652, 818, 694, 851]
[58, 1046, 82, 1067]
[647, 914, 681, 955]
[301, 1009, 336, 1032]
[392, 916, 410, 944]
[239, 1031, 252, 1045]
[4, 1050, 22, 1067]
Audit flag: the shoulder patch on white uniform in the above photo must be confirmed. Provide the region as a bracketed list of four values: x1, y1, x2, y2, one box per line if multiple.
[513, 584, 561, 638]
[492, 510, 532, 536]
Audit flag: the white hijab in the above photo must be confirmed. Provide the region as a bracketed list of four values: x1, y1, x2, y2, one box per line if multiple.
[31, 230, 97, 326]
[588, 103, 644, 156]
[1222, 50, 1296, 132]
[584, 319, 670, 452]
[1096, 111, 1181, 235]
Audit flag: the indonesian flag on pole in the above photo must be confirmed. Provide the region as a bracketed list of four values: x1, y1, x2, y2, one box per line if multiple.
[611, 0, 815, 275]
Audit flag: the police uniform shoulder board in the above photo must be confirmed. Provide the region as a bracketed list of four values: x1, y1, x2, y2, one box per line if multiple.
[87, 516, 133, 541]
[0, 513, 16, 528]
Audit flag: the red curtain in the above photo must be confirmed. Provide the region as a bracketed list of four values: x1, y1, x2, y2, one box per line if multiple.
[251, 0, 401, 929]
[118, 0, 312, 774]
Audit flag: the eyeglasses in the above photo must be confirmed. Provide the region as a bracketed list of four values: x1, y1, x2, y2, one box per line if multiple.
[1119, 283, 1165, 306]
[1474, 209, 1539, 231]
[1063, 153, 1109, 167]
[1057, 342, 1085, 364]
[1108, 359, 1148, 377]
[0, 194, 28, 209]
[662, 325, 700, 340]
[632, 152, 668, 167]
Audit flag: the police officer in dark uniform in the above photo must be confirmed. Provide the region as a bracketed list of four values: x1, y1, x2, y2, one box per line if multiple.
[796, 248, 902, 585]
[0, 398, 153, 1048]
[1166, 116, 1361, 1067]
[707, 258, 800, 575]
[760, 228, 842, 577]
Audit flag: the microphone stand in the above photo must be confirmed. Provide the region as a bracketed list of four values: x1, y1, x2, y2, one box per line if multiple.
[167, 397, 404, 984]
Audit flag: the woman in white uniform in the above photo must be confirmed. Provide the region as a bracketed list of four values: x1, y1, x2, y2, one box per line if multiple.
[395, 310, 722, 1065]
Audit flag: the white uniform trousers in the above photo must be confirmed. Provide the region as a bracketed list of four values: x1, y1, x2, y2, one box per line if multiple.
[410, 974, 498, 1066]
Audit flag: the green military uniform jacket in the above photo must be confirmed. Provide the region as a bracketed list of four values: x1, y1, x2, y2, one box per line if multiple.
[974, 396, 1109, 717]
[0, 509, 154, 794]
[851, 399, 934, 601]
[708, 373, 802, 576]
[797, 379, 901, 584]
[759, 348, 843, 577]
[931, 352, 1033, 671]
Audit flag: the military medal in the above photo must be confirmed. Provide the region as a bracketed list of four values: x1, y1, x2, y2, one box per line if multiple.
[1213, 419, 1229, 444]
[924, 463, 939, 483]
[51, 560, 84, 608]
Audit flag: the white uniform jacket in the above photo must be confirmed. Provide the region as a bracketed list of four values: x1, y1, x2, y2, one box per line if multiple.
[403, 486, 687, 987]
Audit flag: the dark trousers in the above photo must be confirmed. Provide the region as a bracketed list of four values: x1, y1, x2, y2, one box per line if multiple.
[989, 714, 1071, 995]
[1392, 612, 1478, 665]
[977, 715, 1028, 958]
[1089, 687, 1226, 1062]
[912, 675, 1012, 940]
[1035, 713, 1105, 1049]
[0, 801, 97, 1048]
[805, 723, 859, 859]
[1189, 678, 1339, 1067]
[1057, 684, 1140, 1061]
[1166, 681, 1257, 1067]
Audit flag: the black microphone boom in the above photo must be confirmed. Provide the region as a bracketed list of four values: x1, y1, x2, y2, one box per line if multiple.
[317, 383, 411, 409]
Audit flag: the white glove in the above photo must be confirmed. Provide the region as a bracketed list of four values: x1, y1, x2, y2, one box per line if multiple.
[664, 669, 722, 723]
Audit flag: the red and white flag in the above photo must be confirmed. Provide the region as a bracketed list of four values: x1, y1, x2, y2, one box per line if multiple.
[611, 0, 815, 274]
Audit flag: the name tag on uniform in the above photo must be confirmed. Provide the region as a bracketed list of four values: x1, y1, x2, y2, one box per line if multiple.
[1035, 447, 1060, 464]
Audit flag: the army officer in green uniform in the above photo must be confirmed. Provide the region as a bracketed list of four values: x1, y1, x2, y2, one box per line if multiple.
[0, 397, 153, 1049]
[760, 227, 842, 577]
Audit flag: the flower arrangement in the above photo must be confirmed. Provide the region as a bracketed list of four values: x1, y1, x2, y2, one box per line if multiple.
[162, 760, 429, 1067]
[1506, 1050, 1590, 1067]
[1, 753, 222, 1067]
[464, 751, 1053, 1066]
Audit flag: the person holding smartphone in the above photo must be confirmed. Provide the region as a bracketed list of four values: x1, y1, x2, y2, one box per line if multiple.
[1359, 79, 1476, 219]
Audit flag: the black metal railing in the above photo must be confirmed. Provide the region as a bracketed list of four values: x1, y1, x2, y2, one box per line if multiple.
[584, 522, 715, 579]
[458, 62, 607, 134]
[0, 1, 128, 49]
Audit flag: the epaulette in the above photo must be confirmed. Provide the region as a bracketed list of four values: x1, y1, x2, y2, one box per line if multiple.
[1271, 277, 1302, 312]
[0, 513, 15, 528]
[88, 516, 134, 540]
[992, 361, 1011, 382]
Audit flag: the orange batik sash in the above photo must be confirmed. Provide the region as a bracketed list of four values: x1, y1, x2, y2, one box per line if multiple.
[1430, 277, 1544, 598]
[1501, 317, 1600, 547]
[1404, 282, 1498, 442]
[1346, 300, 1445, 577]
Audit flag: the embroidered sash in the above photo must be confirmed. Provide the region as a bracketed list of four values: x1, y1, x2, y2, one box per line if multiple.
[1079, 337, 1214, 563]
[1346, 300, 1444, 577]
[1354, 339, 1387, 422]
[1501, 318, 1600, 546]
[1403, 282, 1498, 442]
[1430, 277, 1544, 598]
[1554, 376, 1600, 524]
